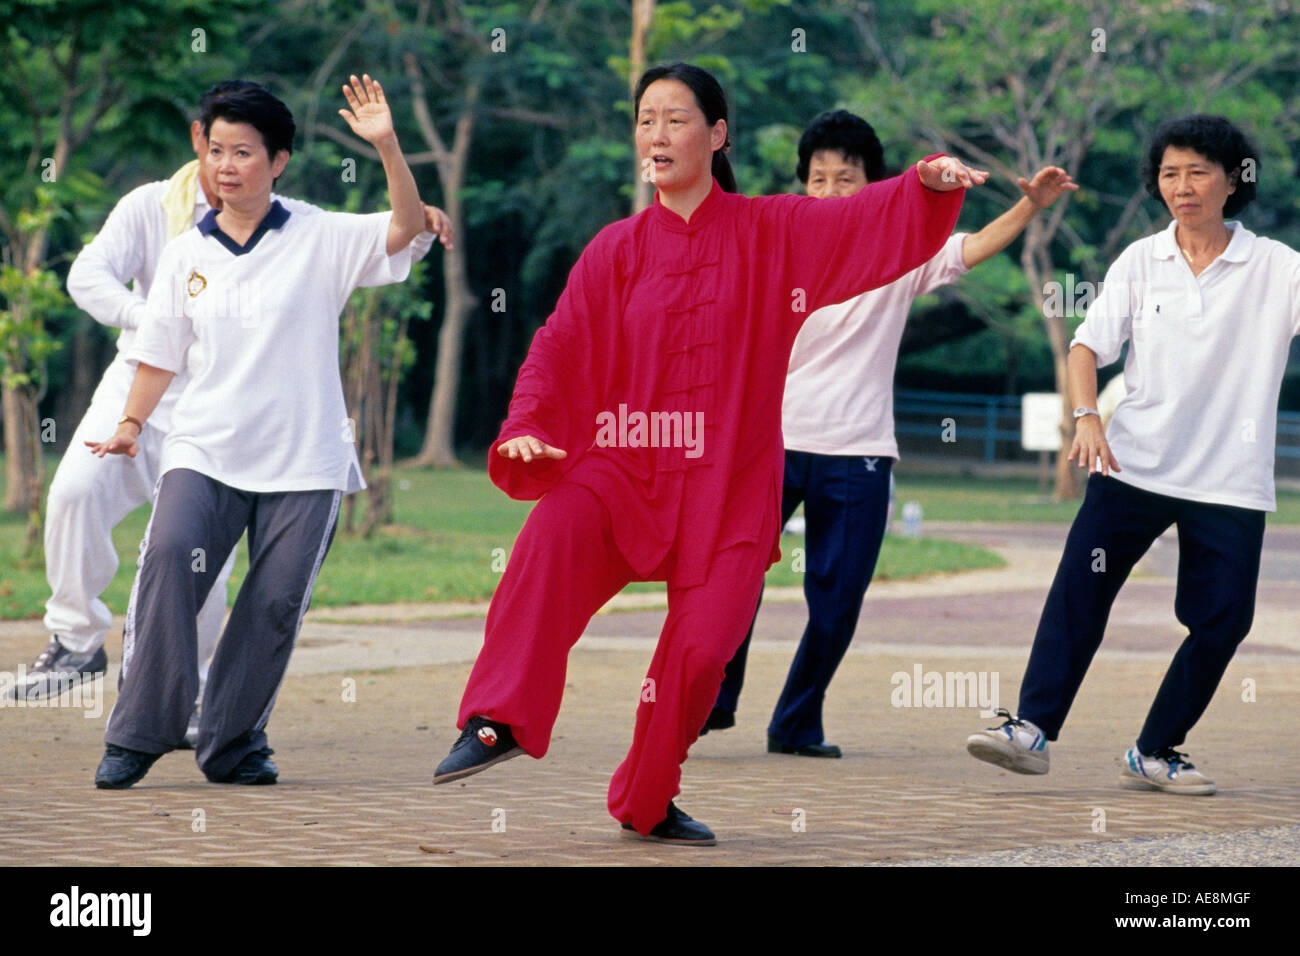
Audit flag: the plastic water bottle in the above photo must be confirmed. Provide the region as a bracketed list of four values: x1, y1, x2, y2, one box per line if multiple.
[900, 501, 923, 538]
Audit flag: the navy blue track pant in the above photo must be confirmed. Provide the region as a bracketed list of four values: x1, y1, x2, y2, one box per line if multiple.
[1017, 474, 1265, 753]
[716, 450, 892, 747]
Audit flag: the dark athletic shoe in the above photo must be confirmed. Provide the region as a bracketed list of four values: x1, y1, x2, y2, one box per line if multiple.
[208, 747, 278, 785]
[698, 707, 735, 737]
[621, 802, 717, 846]
[94, 745, 160, 790]
[767, 735, 842, 758]
[9, 638, 107, 701]
[433, 716, 524, 784]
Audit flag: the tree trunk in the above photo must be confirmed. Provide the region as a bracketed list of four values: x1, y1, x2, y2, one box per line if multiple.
[415, 229, 475, 467]
[1, 378, 45, 547]
[1021, 220, 1080, 501]
[371, 315, 408, 531]
[412, 80, 479, 469]
[629, 0, 655, 214]
[2, 382, 28, 513]
[21, 384, 45, 553]
[358, 311, 385, 536]
[1052, 355, 1080, 500]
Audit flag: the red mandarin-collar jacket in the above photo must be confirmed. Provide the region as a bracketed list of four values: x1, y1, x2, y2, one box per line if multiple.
[490, 164, 963, 587]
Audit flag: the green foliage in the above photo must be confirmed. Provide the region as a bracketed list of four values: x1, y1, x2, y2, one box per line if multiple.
[7, 0, 1300, 464]
[835, 0, 1300, 381]
[0, 266, 65, 390]
[342, 260, 434, 372]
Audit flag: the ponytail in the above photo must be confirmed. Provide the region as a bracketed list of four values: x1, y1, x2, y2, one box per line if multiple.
[712, 150, 737, 193]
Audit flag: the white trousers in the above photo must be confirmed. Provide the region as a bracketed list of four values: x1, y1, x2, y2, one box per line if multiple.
[43, 357, 232, 688]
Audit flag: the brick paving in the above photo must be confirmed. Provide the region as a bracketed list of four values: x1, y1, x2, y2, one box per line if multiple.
[2, 522, 1297, 866]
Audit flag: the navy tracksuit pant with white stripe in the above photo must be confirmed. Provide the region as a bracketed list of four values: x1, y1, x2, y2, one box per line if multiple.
[1017, 474, 1265, 753]
[106, 468, 340, 780]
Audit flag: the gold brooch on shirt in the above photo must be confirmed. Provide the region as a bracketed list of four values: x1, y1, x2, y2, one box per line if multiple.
[186, 268, 207, 298]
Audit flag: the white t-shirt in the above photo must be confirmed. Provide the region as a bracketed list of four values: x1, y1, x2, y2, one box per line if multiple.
[67, 182, 321, 432]
[1071, 219, 1300, 512]
[782, 233, 969, 457]
[126, 203, 413, 494]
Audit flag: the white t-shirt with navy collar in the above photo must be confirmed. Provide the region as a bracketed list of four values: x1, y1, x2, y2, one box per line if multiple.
[127, 201, 412, 494]
[66, 181, 437, 436]
[1071, 219, 1300, 512]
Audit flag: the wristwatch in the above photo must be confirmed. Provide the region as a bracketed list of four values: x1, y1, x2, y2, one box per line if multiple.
[1072, 407, 1100, 420]
[117, 415, 143, 432]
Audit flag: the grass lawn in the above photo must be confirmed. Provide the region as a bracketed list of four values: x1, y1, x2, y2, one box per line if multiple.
[892, 472, 1300, 525]
[0, 460, 1005, 620]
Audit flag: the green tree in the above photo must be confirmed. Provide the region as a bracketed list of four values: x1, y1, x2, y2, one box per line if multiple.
[0, 265, 66, 551]
[0, 0, 258, 516]
[840, 0, 1300, 496]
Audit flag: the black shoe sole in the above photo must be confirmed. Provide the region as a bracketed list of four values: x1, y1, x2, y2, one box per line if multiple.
[433, 745, 524, 785]
[768, 749, 842, 758]
[211, 773, 277, 785]
[619, 826, 717, 847]
[10, 673, 108, 703]
[767, 738, 842, 758]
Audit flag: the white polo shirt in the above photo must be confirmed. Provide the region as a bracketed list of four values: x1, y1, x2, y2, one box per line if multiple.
[127, 202, 413, 494]
[1071, 219, 1300, 512]
[782, 233, 969, 457]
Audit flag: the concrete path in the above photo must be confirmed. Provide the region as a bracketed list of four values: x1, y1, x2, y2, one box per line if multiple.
[2, 522, 1296, 866]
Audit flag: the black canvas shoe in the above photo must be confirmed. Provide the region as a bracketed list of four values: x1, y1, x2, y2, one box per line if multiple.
[208, 747, 278, 785]
[433, 716, 524, 784]
[95, 745, 160, 790]
[767, 735, 842, 758]
[698, 707, 735, 736]
[9, 638, 107, 701]
[621, 802, 717, 846]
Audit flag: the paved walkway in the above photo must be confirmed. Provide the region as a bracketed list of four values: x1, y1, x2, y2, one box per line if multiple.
[2, 522, 1297, 866]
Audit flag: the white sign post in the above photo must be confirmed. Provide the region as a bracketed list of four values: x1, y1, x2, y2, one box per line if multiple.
[1022, 392, 1062, 494]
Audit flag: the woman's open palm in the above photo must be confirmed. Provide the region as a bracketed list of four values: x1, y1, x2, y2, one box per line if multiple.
[339, 74, 395, 145]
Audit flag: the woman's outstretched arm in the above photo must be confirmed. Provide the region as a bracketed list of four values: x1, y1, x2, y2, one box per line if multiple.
[338, 73, 424, 256]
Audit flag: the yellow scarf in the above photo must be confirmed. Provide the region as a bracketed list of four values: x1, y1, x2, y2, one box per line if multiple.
[162, 160, 201, 239]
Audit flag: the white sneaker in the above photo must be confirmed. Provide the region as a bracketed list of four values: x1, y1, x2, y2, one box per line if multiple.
[966, 708, 1049, 774]
[1120, 746, 1215, 795]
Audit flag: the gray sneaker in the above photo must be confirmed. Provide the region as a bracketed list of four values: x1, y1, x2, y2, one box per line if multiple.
[7, 638, 107, 701]
[1120, 746, 1215, 796]
[966, 708, 1050, 774]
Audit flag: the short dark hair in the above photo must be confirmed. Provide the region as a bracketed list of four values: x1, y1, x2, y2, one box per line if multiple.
[1141, 115, 1259, 217]
[199, 80, 296, 158]
[633, 62, 737, 193]
[796, 110, 886, 184]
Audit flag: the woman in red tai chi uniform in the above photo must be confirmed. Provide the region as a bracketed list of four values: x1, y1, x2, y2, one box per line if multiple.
[433, 62, 984, 845]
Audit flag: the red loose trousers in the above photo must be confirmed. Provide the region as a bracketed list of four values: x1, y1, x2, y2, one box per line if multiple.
[457, 482, 773, 834]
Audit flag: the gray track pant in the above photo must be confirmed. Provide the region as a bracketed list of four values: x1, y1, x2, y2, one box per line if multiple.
[106, 468, 341, 780]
